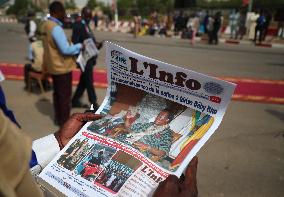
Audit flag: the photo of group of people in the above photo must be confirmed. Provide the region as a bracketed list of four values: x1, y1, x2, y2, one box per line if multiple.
[57, 136, 142, 193]
[87, 83, 214, 171]
[96, 151, 142, 193]
[75, 143, 117, 182]
[57, 137, 93, 171]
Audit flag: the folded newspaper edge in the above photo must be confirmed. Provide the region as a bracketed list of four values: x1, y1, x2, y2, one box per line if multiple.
[76, 38, 99, 72]
[39, 42, 236, 197]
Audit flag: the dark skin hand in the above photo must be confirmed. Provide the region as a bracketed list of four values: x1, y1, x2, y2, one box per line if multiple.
[54, 113, 102, 149]
[153, 156, 198, 197]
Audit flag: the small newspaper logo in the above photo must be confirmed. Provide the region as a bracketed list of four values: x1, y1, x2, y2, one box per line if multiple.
[111, 50, 127, 65]
[209, 96, 221, 103]
[203, 82, 224, 95]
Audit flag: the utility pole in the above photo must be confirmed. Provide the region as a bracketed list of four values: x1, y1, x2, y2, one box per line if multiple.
[112, 0, 118, 30]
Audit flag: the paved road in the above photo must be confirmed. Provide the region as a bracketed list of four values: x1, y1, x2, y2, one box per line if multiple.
[0, 23, 284, 197]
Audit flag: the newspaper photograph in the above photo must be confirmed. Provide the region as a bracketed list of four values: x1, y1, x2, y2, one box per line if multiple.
[39, 42, 236, 197]
[76, 38, 99, 72]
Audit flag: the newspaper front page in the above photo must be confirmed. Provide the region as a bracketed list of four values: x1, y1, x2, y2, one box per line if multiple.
[39, 42, 236, 197]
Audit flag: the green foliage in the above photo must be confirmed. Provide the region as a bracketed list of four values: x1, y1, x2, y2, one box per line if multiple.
[6, 0, 43, 15]
[117, 0, 133, 16]
[87, 0, 97, 10]
[136, 0, 174, 16]
[6, 0, 28, 15]
[197, 0, 284, 9]
[197, 0, 243, 9]
[101, 4, 112, 16]
[253, 0, 284, 8]
[116, 0, 174, 17]
[65, 0, 77, 10]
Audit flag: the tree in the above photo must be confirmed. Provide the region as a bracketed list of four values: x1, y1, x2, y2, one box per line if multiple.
[197, 0, 243, 9]
[136, 0, 174, 16]
[197, 0, 284, 9]
[65, 0, 77, 10]
[6, 0, 28, 15]
[6, 0, 43, 15]
[252, 0, 284, 9]
[87, 0, 97, 10]
[117, 0, 134, 16]
[97, 2, 112, 16]
[175, 0, 196, 8]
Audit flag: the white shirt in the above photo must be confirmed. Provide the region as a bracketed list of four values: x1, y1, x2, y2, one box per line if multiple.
[28, 20, 37, 39]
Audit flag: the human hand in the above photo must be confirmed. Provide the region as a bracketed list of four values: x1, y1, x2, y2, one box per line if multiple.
[55, 113, 102, 149]
[153, 156, 198, 197]
[96, 41, 103, 50]
[81, 43, 85, 51]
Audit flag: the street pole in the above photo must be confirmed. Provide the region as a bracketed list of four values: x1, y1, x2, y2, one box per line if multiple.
[248, 0, 253, 12]
[115, 7, 118, 30]
[113, 0, 118, 30]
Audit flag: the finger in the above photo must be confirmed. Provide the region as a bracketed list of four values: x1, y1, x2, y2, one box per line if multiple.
[73, 113, 102, 122]
[181, 156, 198, 196]
[153, 175, 180, 197]
[184, 156, 198, 183]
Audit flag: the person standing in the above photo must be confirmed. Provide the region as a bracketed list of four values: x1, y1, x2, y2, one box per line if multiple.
[203, 10, 209, 34]
[229, 9, 240, 39]
[42, 1, 82, 126]
[263, 10, 272, 41]
[248, 10, 260, 40]
[93, 12, 99, 29]
[133, 11, 141, 38]
[236, 9, 246, 40]
[254, 11, 266, 44]
[209, 12, 222, 45]
[190, 13, 200, 45]
[25, 10, 37, 60]
[71, 7, 102, 109]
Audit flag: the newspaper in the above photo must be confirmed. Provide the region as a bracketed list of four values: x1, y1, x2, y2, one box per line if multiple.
[39, 42, 236, 197]
[76, 38, 99, 72]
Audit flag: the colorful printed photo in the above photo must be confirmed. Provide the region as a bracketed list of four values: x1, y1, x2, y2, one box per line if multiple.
[57, 136, 94, 171]
[75, 143, 117, 182]
[88, 83, 214, 171]
[95, 150, 142, 193]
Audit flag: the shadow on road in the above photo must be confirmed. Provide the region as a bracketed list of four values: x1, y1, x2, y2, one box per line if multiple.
[266, 109, 284, 122]
[35, 98, 54, 121]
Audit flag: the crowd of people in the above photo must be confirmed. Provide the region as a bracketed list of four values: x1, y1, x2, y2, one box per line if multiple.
[96, 160, 133, 192]
[107, 9, 281, 45]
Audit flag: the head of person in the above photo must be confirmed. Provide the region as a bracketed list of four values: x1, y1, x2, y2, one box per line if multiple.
[27, 10, 35, 19]
[82, 6, 93, 24]
[49, 1, 66, 23]
[154, 110, 173, 126]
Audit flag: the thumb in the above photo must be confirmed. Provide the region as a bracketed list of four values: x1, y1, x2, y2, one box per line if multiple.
[153, 175, 180, 197]
[180, 156, 198, 197]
